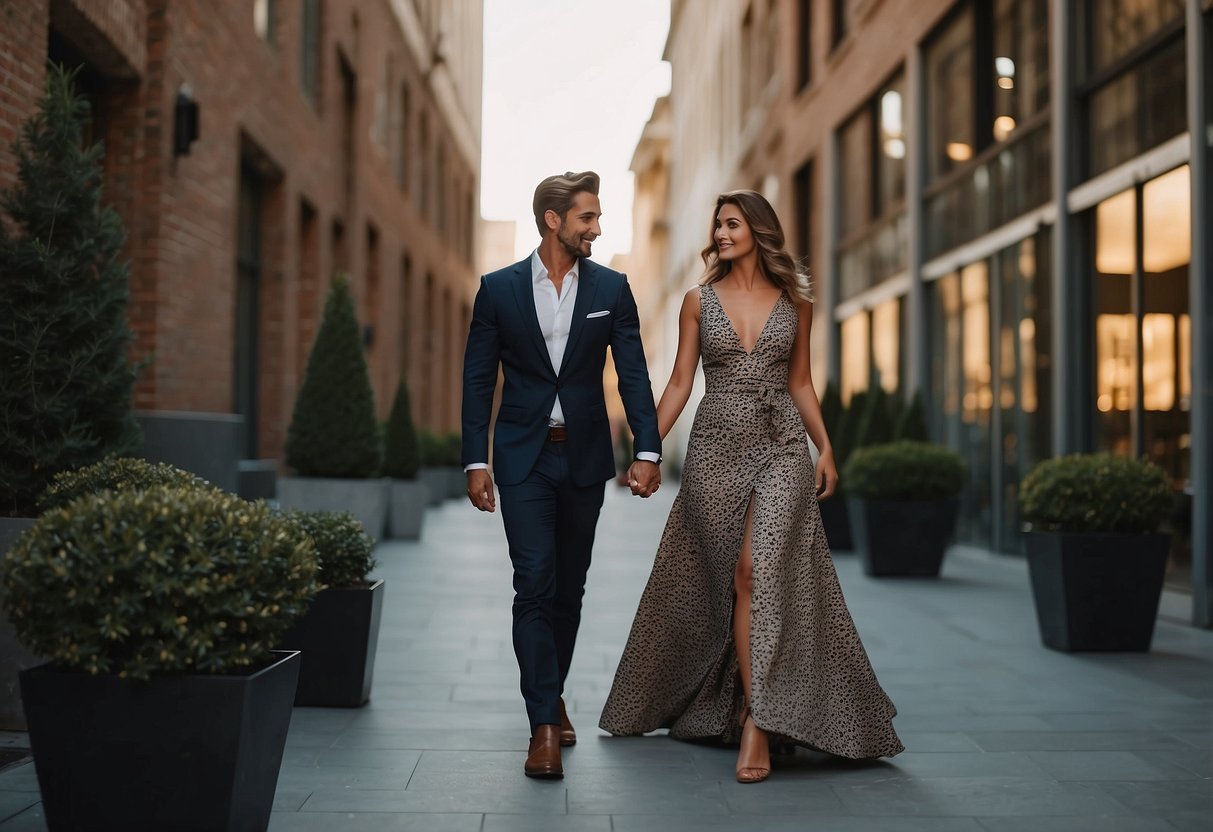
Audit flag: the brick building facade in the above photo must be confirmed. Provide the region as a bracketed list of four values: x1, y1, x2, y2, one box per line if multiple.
[0, 0, 482, 461]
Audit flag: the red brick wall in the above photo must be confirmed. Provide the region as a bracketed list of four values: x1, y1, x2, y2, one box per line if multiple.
[1, 0, 480, 465]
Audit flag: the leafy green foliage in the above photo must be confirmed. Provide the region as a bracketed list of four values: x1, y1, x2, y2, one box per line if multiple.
[843, 441, 967, 500]
[820, 381, 843, 437]
[0, 64, 140, 517]
[285, 274, 382, 477]
[288, 510, 375, 588]
[418, 428, 446, 467]
[382, 380, 421, 479]
[1019, 453, 1172, 534]
[855, 385, 895, 448]
[442, 433, 463, 466]
[834, 390, 866, 468]
[38, 456, 217, 513]
[0, 486, 319, 680]
[895, 389, 929, 441]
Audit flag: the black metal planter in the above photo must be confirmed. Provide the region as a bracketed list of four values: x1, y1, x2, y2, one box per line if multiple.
[20, 649, 300, 832]
[1025, 531, 1170, 652]
[279, 579, 384, 707]
[849, 497, 960, 577]
[818, 494, 854, 551]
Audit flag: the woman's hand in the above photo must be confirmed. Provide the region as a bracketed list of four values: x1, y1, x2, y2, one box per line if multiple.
[816, 447, 839, 500]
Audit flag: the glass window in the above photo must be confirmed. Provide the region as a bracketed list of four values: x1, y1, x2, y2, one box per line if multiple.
[876, 73, 907, 215]
[1093, 187, 1136, 454]
[794, 160, 813, 264]
[1088, 0, 1184, 73]
[798, 0, 813, 90]
[838, 107, 872, 240]
[254, 0, 276, 42]
[992, 0, 1049, 142]
[926, 7, 974, 182]
[832, 0, 851, 47]
[840, 312, 869, 405]
[300, 0, 321, 104]
[871, 298, 900, 393]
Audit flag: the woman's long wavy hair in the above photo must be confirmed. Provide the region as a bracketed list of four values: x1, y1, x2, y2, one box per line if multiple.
[699, 190, 813, 303]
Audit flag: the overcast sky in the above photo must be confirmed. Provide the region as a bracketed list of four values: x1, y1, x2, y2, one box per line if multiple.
[480, 0, 671, 266]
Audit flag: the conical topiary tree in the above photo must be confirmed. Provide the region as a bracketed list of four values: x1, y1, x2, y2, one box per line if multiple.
[0, 64, 140, 517]
[895, 389, 929, 441]
[382, 379, 421, 479]
[284, 274, 382, 477]
[835, 389, 866, 469]
[855, 384, 895, 448]
[820, 380, 843, 440]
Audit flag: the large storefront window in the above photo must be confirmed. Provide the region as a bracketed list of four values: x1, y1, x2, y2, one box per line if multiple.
[1080, 0, 1186, 178]
[924, 0, 1051, 258]
[840, 312, 870, 405]
[839, 298, 904, 405]
[1091, 166, 1192, 585]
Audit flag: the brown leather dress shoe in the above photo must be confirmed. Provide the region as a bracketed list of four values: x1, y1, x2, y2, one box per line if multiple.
[524, 724, 563, 779]
[558, 698, 576, 747]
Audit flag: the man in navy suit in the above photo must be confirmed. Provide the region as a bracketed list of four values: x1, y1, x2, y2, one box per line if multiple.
[462, 171, 661, 779]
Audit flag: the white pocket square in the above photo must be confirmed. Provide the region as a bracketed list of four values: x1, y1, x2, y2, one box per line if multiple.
[586, 310, 611, 319]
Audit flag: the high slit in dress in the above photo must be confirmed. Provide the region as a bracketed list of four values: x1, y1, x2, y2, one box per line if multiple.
[598, 285, 903, 759]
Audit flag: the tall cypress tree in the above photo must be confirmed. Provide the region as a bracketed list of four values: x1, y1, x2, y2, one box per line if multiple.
[0, 64, 140, 517]
[284, 274, 382, 477]
[855, 384, 895, 448]
[382, 379, 421, 479]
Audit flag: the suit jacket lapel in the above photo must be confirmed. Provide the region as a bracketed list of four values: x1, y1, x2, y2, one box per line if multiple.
[560, 258, 598, 374]
[510, 258, 556, 377]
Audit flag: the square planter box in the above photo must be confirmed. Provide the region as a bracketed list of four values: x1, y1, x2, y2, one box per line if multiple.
[21, 650, 300, 831]
[818, 494, 854, 551]
[389, 480, 429, 540]
[444, 466, 467, 499]
[1025, 531, 1170, 652]
[417, 468, 449, 505]
[849, 497, 959, 577]
[279, 580, 385, 707]
[277, 476, 389, 540]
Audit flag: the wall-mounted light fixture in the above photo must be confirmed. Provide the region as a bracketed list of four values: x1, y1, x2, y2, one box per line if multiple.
[174, 84, 199, 156]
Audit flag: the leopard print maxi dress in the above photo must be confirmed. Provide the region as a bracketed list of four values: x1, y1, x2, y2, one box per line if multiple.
[599, 285, 904, 759]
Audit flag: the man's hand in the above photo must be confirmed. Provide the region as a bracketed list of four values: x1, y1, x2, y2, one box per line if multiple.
[467, 469, 496, 512]
[627, 460, 661, 498]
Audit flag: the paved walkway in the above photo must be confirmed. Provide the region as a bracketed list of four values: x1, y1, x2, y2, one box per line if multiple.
[0, 483, 1210, 831]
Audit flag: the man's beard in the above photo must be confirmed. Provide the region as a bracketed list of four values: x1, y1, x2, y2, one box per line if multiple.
[558, 225, 590, 258]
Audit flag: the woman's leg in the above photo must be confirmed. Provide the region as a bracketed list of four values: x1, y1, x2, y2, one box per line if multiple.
[734, 493, 770, 780]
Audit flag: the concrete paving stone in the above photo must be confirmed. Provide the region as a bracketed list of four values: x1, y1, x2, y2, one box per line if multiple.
[313, 749, 423, 770]
[268, 812, 482, 831]
[967, 731, 1193, 752]
[482, 815, 612, 832]
[274, 786, 314, 811]
[878, 752, 1051, 780]
[1089, 779, 1213, 816]
[0, 766, 38, 793]
[0, 795, 39, 825]
[892, 715, 1056, 732]
[829, 777, 1133, 817]
[0, 805, 44, 832]
[717, 779, 845, 813]
[894, 732, 983, 752]
[284, 730, 343, 750]
[975, 816, 1181, 831]
[1133, 748, 1212, 779]
[300, 786, 566, 815]
[278, 766, 418, 791]
[611, 816, 986, 832]
[566, 779, 727, 815]
[1025, 750, 1193, 781]
[351, 710, 526, 732]
[333, 729, 526, 751]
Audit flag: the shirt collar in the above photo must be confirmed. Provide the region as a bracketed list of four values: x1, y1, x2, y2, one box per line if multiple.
[531, 249, 579, 286]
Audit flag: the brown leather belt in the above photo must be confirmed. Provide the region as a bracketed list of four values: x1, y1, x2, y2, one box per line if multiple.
[547, 426, 568, 443]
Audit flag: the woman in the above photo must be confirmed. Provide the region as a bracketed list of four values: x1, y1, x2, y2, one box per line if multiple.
[599, 190, 903, 782]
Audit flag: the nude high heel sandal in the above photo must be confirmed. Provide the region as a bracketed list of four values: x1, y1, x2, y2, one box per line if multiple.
[736, 705, 771, 784]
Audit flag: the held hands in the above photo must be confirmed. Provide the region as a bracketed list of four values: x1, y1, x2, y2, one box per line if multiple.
[467, 469, 496, 512]
[816, 447, 839, 500]
[627, 460, 661, 498]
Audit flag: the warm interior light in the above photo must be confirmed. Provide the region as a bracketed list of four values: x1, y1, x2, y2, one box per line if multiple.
[1096, 314, 1136, 411]
[883, 138, 906, 159]
[841, 313, 870, 405]
[1142, 313, 1176, 411]
[997, 77, 1015, 90]
[1143, 165, 1191, 274]
[993, 115, 1017, 141]
[961, 263, 990, 422]
[872, 299, 899, 393]
[1019, 318, 1037, 414]
[946, 142, 973, 162]
[995, 56, 1016, 78]
[1096, 188, 1136, 275]
[1180, 313, 1191, 409]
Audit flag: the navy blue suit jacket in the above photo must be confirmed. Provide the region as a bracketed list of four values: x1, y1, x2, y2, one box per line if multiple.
[461, 257, 660, 487]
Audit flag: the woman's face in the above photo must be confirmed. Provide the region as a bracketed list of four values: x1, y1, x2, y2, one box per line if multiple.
[714, 203, 755, 261]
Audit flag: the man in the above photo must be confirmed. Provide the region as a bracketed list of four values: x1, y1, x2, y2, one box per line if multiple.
[461, 171, 661, 779]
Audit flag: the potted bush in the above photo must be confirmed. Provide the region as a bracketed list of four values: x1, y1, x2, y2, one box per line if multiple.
[417, 428, 449, 506]
[844, 440, 967, 577]
[0, 65, 142, 729]
[279, 511, 383, 706]
[280, 274, 388, 539]
[383, 380, 428, 539]
[817, 381, 853, 551]
[1020, 453, 1173, 652]
[442, 432, 467, 499]
[1, 484, 318, 830]
[37, 456, 219, 511]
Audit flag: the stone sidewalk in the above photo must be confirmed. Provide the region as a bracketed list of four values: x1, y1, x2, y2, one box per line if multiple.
[0, 483, 1210, 830]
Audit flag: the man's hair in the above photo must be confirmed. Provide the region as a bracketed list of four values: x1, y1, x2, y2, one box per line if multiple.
[532, 171, 600, 235]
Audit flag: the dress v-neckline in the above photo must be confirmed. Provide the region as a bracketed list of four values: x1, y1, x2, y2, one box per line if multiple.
[710, 284, 783, 356]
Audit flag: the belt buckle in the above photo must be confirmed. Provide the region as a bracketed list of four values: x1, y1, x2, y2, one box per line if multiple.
[547, 426, 568, 443]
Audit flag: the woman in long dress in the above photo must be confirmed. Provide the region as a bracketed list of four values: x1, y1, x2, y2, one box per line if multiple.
[599, 190, 903, 782]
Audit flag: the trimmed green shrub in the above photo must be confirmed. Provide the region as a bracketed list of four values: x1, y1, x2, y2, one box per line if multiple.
[38, 456, 217, 513]
[843, 441, 967, 501]
[382, 380, 421, 479]
[820, 381, 843, 438]
[895, 389, 929, 441]
[288, 510, 375, 589]
[418, 428, 446, 467]
[855, 385, 895, 449]
[284, 274, 382, 477]
[442, 433, 463, 466]
[834, 390, 867, 468]
[0, 486, 319, 680]
[0, 64, 140, 517]
[1019, 453, 1172, 534]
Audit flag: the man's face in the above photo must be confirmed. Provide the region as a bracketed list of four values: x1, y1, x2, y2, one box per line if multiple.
[553, 191, 603, 258]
